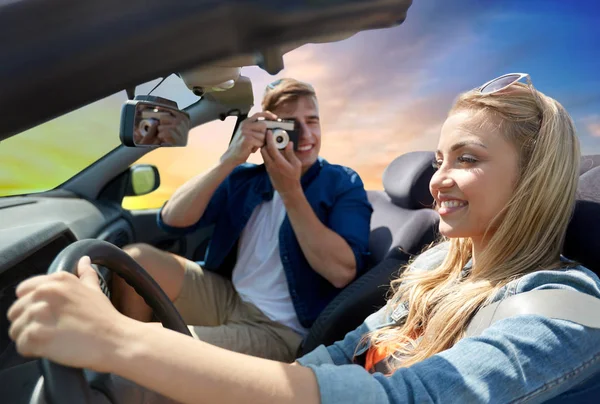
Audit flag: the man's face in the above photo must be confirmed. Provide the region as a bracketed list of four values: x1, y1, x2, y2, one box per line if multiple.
[271, 96, 321, 172]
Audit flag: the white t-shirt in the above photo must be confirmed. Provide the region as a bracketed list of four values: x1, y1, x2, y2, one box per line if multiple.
[231, 191, 309, 336]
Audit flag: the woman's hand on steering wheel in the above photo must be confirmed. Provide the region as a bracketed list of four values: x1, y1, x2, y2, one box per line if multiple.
[7, 256, 131, 373]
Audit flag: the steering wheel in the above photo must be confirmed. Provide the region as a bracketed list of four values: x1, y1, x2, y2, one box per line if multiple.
[35, 239, 192, 404]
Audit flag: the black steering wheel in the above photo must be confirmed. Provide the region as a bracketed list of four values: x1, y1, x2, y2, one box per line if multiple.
[36, 239, 192, 404]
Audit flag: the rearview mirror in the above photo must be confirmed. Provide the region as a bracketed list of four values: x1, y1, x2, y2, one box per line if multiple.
[120, 95, 190, 147]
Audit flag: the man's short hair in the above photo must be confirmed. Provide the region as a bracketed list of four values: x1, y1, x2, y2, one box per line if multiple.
[261, 78, 317, 112]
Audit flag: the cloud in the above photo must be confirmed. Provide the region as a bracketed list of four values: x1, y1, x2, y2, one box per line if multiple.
[317, 90, 451, 189]
[584, 115, 600, 138]
[235, 5, 483, 189]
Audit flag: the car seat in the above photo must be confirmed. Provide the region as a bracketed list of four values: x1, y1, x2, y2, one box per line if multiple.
[367, 151, 440, 267]
[564, 164, 600, 275]
[580, 154, 600, 175]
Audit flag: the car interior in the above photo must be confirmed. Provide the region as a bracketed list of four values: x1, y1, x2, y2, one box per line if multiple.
[1, 0, 599, 402]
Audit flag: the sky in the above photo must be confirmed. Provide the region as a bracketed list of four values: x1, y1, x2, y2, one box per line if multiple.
[125, 0, 600, 206]
[4, 0, 599, 206]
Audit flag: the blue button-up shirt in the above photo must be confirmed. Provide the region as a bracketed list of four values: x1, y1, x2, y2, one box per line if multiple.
[157, 158, 373, 328]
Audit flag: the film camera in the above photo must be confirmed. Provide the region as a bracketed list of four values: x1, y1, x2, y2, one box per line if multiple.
[120, 95, 190, 147]
[257, 117, 299, 151]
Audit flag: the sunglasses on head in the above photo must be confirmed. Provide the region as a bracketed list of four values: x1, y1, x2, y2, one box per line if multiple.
[267, 78, 284, 90]
[266, 78, 315, 92]
[477, 73, 531, 95]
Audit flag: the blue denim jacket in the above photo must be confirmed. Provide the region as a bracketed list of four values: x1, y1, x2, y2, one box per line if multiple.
[157, 158, 373, 328]
[297, 242, 600, 403]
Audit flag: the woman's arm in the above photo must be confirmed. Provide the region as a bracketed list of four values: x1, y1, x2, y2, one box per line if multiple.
[301, 315, 600, 403]
[7, 258, 320, 404]
[128, 315, 600, 404]
[115, 322, 320, 404]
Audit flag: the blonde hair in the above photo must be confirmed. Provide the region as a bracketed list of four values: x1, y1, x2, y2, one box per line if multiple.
[367, 82, 581, 368]
[261, 78, 317, 112]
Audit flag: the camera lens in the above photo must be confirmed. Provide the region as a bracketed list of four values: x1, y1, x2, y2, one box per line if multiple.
[272, 128, 289, 149]
[138, 118, 159, 136]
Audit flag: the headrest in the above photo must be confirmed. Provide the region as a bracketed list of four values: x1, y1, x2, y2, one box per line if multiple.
[577, 165, 600, 201]
[382, 151, 436, 210]
[580, 155, 600, 176]
[564, 166, 600, 275]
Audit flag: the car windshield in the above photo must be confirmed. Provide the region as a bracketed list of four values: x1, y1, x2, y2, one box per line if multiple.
[0, 74, 200, 198]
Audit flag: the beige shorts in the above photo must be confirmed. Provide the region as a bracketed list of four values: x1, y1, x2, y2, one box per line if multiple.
[172, 261, 303, 363]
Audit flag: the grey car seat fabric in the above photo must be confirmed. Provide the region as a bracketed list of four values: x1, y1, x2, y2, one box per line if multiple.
[576, 164, 600, 202]
[367, 151, 439, 266]
[465, 289, 600, 337]
[580, 154, 600, 175]
[298, 252, 409, 356]
[564, 165, 600, 275]
[300, 152, 439, 355]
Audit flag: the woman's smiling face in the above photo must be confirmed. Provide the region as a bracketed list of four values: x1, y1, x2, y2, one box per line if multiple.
[429, 110, 521, 244]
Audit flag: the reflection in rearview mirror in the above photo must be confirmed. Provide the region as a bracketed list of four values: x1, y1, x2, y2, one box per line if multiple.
[120, 95, 190, 147]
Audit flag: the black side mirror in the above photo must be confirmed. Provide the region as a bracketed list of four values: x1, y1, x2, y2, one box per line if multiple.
[125, 164, 160, 197]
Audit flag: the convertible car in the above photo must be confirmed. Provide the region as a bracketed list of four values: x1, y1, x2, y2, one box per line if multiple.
[0, 0, 599, 403]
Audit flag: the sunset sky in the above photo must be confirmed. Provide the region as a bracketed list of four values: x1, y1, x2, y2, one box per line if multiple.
[123, 0, 600, 208]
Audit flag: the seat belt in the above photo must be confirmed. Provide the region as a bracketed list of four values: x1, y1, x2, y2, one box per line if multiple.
[372, 290, 600, 374]
[465, 289, 600, 337]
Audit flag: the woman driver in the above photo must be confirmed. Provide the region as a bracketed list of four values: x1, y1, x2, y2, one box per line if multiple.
[8, 73, 600, 403]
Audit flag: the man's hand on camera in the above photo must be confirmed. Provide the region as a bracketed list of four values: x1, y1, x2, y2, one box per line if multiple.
[261, 129, 302, 197]
[156, 115, 190, 146]
[220, 111, 278, 166]
[135, 122, 161, 145]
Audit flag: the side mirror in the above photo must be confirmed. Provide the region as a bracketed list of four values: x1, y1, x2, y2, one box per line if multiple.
[125, 165, 160, 196]
[120, 95, 190, 147]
